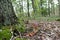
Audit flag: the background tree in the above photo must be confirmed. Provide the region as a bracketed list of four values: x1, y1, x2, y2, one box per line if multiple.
[58, 0, 60, 16]
[27, 0, 30, 17]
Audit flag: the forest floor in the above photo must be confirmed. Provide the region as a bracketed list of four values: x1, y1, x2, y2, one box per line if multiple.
[0, 21, 60, 40]
[22, 21, 60, 40]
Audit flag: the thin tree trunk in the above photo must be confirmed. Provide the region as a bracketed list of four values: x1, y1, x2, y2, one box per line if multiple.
[58, 0, 60, 16]
[48, 0, 50, 16]
[31, 0, 36, 13]
[40, 0, 44, 16]
[27, 0, 30, 17]
[31, 0, 37, 19]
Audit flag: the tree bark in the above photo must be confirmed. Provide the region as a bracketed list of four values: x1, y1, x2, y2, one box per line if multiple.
[0, 0, 18, 26]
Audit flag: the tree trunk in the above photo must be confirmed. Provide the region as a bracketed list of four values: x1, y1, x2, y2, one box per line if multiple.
[31, 0, 35, 13]
[0, 0, 18, 26]
[40, 0, 44, 16]
[50, 0, 55, 16]
[48, 0, 50, 16]
[31, 0, 37, 19]
[27, 0, 30, 17]
[58, 0, 60, 16]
